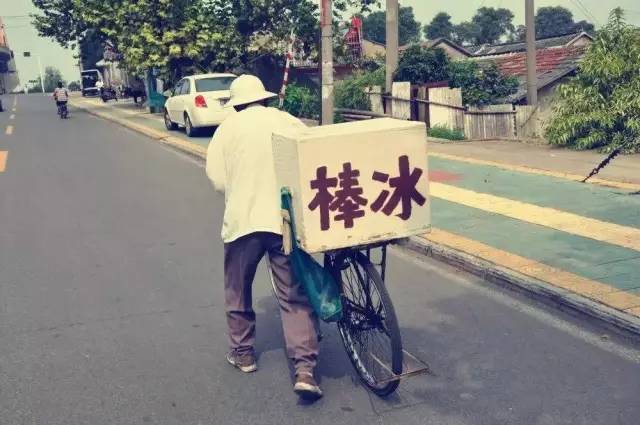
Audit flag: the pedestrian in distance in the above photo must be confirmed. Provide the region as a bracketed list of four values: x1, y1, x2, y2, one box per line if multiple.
[205, 75, 323, 400]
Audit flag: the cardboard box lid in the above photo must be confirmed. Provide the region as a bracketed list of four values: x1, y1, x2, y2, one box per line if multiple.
[275, 118, 426, 142]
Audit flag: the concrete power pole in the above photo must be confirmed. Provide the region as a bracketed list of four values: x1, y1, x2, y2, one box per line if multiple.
[525, 0, 537, 105]
[385, 0, 399, 94]
[320, 0, 334, 125]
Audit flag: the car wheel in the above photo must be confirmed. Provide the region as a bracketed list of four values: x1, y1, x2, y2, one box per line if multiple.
[164, 109, 177, 130]
[184, 114, 198, 137]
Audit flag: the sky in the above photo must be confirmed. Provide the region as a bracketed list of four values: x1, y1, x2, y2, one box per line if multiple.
[2, 0, 640, 85]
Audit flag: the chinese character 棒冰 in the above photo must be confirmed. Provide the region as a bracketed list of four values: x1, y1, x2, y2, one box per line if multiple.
[308, 163, 368, 230]
[308, 166, 338, 231]
[371, 155, 426, 220]
[329, 163, 368, 229]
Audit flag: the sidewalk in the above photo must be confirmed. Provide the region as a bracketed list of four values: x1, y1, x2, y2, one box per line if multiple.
[70, 97, 640, 333]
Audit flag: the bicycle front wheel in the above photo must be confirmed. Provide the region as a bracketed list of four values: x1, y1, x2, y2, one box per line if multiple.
[332, 250, 403, 397]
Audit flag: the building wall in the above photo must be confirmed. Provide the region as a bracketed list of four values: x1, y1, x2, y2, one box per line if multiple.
[362, 40, 386, 59]
[436, 44, 468, 61]
[537, 77, 570, 129]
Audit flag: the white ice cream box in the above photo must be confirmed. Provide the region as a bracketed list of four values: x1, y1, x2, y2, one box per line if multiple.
[272, 118, 431, 253]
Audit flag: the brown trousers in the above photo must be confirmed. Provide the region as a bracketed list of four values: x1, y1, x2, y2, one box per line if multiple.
[224, 232, 319, 374]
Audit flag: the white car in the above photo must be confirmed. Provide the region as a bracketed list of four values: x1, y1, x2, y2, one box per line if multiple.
[164, 73, 237, 136]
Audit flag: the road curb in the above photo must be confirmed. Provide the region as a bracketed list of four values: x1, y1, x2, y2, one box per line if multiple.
[400, 236, 640, 338]
[71, 100, 207, 159]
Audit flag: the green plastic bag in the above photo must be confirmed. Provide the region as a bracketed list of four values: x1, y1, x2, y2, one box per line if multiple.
[281, 188, 343, 323]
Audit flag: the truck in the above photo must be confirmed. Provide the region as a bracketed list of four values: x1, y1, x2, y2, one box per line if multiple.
[81, 69, 103, 97]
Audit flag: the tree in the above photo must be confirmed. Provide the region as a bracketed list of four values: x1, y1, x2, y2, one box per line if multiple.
[43, 66, 65, 92]
[424, 12, 454, 40]
[392, 45, 518, 106]
[448, 61, 519, 106]
[394, 46, 450, 84]
[68, 81, 81, 91]
[545, 9, 640, 153]
[32, 0, 88, 48]
[362, 6, 422, 46]
[448, 7, 515, 45]
[535, 6, 594, 39]
[79, 29, 104, 71]
[469, 7, 515, 45]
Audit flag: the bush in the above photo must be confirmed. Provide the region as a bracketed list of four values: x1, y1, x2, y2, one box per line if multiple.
[394, 45, 449, 84]
[545, 9, 640, 152]
[427, 125, 466, 141]
[283, 83, 320, 120]
[448, 61, 519, 107]
[335, 68, 385, 110]
[393, 45, 518, 106]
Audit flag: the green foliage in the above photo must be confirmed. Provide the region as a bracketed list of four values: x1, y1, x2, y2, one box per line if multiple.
[424, 12, 454, 40]
[392, 46, 517, 106]
[43, 67, 65, 93]
[448, 61, 519, 106]
[68, 81, 82, 91]
[31, 0, 88, 49]
[79, 29, 104, 70]
[362, 6, 421, 46]
[283, 83, 320, 120]
[428, 125, 465, 141]
[545, 9, 640, 153]
[535, 7, 594, 39]
[394, 46, 449, 84]
[335, 68, 385, 110]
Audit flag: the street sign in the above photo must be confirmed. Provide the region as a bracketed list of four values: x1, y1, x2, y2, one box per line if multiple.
[23, 51, 31, 57]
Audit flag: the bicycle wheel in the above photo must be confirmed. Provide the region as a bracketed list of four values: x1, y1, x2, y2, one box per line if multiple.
[331, 250, 403, 397]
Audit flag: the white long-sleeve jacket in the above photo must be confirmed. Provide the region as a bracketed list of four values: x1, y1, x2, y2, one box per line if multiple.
[205, 104, 306, 243]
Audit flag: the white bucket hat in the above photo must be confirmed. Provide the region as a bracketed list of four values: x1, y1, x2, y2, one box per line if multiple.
[225, 75, 277, 108]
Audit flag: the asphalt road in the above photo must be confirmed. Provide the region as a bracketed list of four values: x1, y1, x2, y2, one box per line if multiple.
[1, 94, 639, 425]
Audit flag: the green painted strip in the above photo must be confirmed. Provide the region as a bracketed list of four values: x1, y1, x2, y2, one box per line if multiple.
[432, 198, 640, 292]
[430, 157, 640, 229]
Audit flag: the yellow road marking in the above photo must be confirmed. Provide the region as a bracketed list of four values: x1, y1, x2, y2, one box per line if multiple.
[5, 125, 13, 135]
[431, 182, 640, 252]
[0, 151, 6, 172]
[423, 229, 640, 313]
[429, 152, 640, 192]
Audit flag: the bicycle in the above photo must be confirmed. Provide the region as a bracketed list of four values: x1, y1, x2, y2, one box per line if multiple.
[267, 241, 406, 397]
[57, 102, 68, 119]
[323, 242, 403, 397]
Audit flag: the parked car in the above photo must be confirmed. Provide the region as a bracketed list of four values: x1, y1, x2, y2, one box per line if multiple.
[163, 73, 237, 137]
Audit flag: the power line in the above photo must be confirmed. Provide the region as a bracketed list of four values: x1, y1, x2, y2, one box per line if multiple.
[568, 0, 600, 25]
[1, 15, 31, 19]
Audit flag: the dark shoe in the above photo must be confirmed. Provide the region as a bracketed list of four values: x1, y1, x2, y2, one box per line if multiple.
[226, 351, 257, 373]
[294, 372, 323, 400]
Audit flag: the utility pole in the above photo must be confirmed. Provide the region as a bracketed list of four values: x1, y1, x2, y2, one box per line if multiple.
[385, 0, 399, 94]
[320, 0, 334, 125]
[525, 0, 537, 105]
[35, 56, 45, 93]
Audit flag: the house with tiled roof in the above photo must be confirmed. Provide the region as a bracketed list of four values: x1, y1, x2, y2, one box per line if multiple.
[472, 32, 593, 122]
[469, 32, 593, 56]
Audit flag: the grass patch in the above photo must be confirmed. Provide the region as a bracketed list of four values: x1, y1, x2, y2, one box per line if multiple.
[427, 125, 466, 141]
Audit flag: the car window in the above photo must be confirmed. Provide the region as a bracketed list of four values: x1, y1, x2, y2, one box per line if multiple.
[195, 77, 236, 93]
[172, 81, 183, 97]
[181, 80, 192, 95]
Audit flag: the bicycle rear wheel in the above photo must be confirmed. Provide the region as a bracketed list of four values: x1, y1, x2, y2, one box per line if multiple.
[331, 250, 403, 397]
